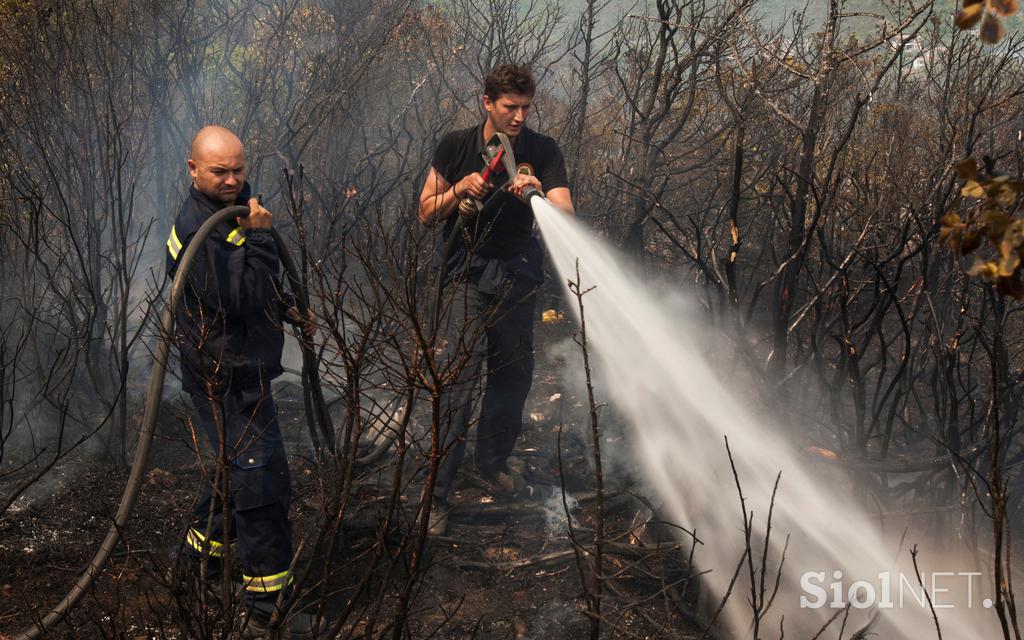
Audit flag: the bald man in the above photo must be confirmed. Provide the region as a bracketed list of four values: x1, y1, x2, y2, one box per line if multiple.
[166, 126, 324, 638]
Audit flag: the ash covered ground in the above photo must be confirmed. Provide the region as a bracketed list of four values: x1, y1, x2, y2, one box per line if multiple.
[0, 319, 703, 640]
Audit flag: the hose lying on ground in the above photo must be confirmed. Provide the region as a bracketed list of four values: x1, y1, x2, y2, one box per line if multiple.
[18, 195, 526, 637]
[15, 205, 333, 639]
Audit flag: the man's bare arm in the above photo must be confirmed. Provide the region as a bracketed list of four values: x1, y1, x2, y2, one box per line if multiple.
[418, 168, 458, 226]
[545, 187, 574, 215]
[417, 167, 491, 227]
[509, 175, 575, 216]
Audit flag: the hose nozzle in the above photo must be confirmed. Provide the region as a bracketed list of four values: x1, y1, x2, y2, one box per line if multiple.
[514, 163, 544, 203]
[520, 185, 543, 202]
[458, 197, 481, 217]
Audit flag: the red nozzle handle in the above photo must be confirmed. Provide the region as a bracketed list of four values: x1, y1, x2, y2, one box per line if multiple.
[480, 147, 505, 183]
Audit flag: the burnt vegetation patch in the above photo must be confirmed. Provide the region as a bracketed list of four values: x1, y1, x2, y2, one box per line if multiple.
[2, 0, 1024, 638]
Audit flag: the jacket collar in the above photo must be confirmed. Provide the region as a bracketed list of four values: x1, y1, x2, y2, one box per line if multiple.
[189, 182, 252, 215]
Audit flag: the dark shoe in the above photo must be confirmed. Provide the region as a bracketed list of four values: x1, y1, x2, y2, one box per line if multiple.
[427, 499, 450, 536]
[240, 608, 328, 639]
[478, 467, 525, 497]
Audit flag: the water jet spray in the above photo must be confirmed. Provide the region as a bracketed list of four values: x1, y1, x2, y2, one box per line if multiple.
[528, 200, 998, 639]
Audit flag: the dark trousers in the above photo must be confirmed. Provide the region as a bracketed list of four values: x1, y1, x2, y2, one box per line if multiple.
[186, 385, 294, 611]
[432, 276, 538, 501]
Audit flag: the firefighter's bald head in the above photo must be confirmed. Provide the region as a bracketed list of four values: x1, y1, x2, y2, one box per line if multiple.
[188, 126, 246, 204]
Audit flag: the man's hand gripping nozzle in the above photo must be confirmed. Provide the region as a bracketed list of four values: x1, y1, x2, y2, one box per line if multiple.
[457, 132, 547, 217]
[494, 133, 545, 203]
[457, 142, 507, 217]
[514, 163, 543, 203]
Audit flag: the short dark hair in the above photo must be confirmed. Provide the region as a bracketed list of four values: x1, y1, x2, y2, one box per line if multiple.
[484, 64, 535, 100]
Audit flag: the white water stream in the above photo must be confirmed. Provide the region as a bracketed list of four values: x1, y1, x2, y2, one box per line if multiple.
[531, 197, 998, 639]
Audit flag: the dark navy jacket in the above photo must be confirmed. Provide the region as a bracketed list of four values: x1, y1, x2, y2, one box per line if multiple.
[165, 183, 288, 394]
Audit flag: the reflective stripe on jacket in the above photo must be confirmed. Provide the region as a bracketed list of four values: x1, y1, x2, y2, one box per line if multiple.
[165, 183, 287, 394]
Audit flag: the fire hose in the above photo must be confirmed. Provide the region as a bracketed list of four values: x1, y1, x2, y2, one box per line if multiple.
[15, 204, 335, 639]
[17, 150, 552, 638]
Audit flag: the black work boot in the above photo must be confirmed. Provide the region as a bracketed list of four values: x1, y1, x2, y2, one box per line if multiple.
[478, 466, 526, 498]
[240, 607, 328, 639]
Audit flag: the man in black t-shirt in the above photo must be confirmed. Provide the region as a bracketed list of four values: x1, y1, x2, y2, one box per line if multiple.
[417, 64, 574, 535]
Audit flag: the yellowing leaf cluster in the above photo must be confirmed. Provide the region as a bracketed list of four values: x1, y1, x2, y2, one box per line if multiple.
[954, 0, 1018, 44]
[941, 157, 1024, 298]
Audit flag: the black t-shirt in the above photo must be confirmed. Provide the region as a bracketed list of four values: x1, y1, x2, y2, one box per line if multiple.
[432, 123, 568, 260]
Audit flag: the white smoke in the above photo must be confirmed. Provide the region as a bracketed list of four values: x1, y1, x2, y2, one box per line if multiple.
[541, 486, 580, 536]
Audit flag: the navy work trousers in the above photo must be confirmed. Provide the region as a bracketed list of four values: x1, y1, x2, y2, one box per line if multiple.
[186, 384, 294, 611]
[432, 274, 538, 502]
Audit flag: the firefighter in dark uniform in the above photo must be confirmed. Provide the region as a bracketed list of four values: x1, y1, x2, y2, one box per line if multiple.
[416, 65, 574, 534]
[166, 126, 325, 639]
